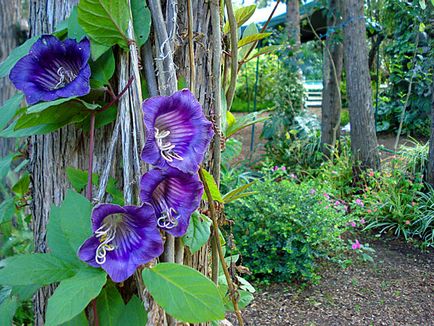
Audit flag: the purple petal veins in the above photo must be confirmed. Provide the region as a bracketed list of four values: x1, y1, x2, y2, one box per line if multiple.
[78, 203, 164, 283]
[141, 89, 214, 173]
[9, 35, 91, 105]
[140, 168, 204, 237]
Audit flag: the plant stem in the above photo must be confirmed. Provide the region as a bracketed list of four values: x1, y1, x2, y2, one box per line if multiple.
[198, 168, 244, 326]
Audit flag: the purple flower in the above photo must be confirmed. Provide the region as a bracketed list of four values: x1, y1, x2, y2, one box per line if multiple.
[273, 166, 279, 171]
[281, 166, 287, 171]
[10, 35, 91, 105]
[334, 200, 341, 206]
[352, 240, 361, 250]
[360, 218, 366, 224]
[141, 89, 214, 174]
[78, 203, 163, 283]
[355, 198, 364, 207]
[350, 221, 357, 227]
[140, 167, 203, 237]
[309, 189, 316, 195]
[323, 193, 330, 200]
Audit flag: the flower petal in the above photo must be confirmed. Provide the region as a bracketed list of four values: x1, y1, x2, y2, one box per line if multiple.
[140, 168, 203, 237]
[78, 203, 164, 283]
[9, 35, 91, 105]
[141, 89, 214, 173]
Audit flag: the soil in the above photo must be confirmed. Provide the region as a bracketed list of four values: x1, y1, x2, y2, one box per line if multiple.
[232, 238, 434, 326]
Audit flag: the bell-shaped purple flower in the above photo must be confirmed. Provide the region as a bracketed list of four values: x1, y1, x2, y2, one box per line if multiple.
[141, 89, 214, 174]
[78, 203, 163, 283]
[9, 35, 91, 105]
[140, 168, 203, 237]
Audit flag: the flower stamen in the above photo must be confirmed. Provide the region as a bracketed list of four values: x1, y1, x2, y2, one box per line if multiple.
[52, 66, 77, 90]
[94, 222, 116, 265]
[154, 127, 183, 162]
[157, 207, 179, 229]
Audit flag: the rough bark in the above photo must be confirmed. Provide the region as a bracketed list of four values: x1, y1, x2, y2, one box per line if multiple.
[28, 1, 115, 324]
[342, 0, 380, 171]
[426, 77, 434, 186]
[320, 0, 344, 156]
[286, 0, 300, 49]
[0, 0, 22, 158]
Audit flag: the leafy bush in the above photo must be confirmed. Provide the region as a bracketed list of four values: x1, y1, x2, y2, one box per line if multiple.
[414, 186, 434, 247]
[226, 179, 348, 284]
[263, 113, 323, 175]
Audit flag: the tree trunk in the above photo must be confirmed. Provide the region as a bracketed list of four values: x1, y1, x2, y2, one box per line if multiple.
[321, 0, 344, 156]
[28, 1, 115, 324]
[0, 0, 22, 158]
[286, 0, 300, 49]
[426, 77, 434, 186]
[342, 0, 380, 171]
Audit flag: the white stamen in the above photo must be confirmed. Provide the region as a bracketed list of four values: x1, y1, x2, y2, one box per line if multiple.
[94, 222, 117, 265]
[154, 127, 183, 162]
[157, 207, 179, 229]
[52, 66, 77, 90]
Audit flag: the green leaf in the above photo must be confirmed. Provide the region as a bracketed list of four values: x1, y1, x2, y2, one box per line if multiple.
[0, 93, 24, 131]
[431, 0, 434, 7]
[26, 97, 99, 114]
[200, 168, 223, 203]
[11, 284, 40, 301]
[182, 212, 212, 254]
[0, 295, 17, 326]
[90, 49, 115, 88]
[80, 105, 117, 131]
[59, 311, 88, 326]
[0, 36, 38, 78]
[131, 0, 151, 47]
[221, 138, 242, 163]
[68, 6, 86, 40]
[223, 5, 256, 34]
[142, 263, 225, 323]
[222, 182, 256, 204]
[58, 190, 92, 251]
[238, 23, 258, 59]
[78, 0, 130, 49]
[47, 206, 79, 265]
[66, 167, 99, 192]
[0, 153, 15, 180]
[0, 254, 76, 285]
[117, 296, 148, 326]
[12, 172, 30, 196]
[225, 111, 268, 138]
[0, 198, 15, 224]
[45, 269, 106, 326]
[237, 32, 271, 48]
[90, 41, 111, 61]
[6, 100, 91, 137]
[96, 285, 124, 326]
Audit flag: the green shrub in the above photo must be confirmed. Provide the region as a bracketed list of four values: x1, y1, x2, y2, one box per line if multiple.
[340, 109, 350, 126]
[226, 179, 348, 284]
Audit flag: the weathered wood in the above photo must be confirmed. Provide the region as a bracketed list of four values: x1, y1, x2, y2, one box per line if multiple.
[342, 0, 380, 171]
[28, 1, 116, 324]
[0, 0, 22, 158]
[320, 0, 344, 156]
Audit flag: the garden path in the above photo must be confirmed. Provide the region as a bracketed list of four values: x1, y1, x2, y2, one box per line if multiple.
[236, 238, 433, 325]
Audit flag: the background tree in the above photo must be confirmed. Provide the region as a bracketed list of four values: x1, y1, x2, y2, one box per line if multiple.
[342, 0, 380, 171]
[320, 0, 343, 156]
[0, 0, 22, 158]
